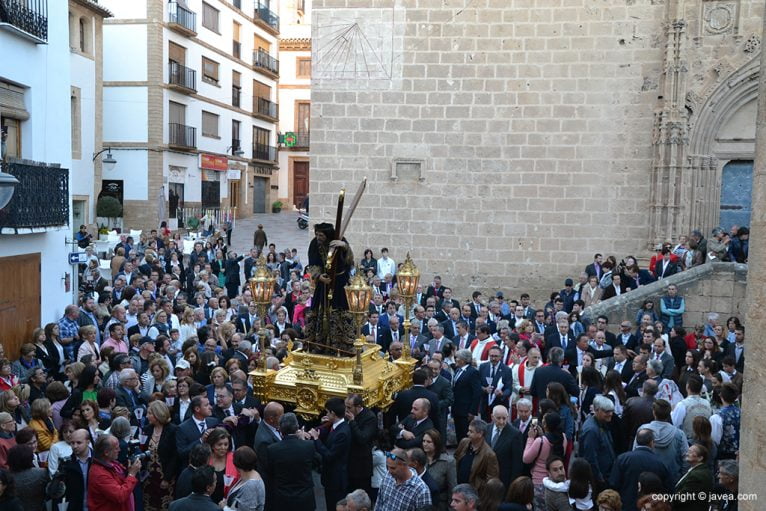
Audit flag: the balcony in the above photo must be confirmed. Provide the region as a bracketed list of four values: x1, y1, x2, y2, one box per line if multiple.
[0, 161, 68, 233]
[231, 139, 241, 153]
[252, 143, 277, 163]
[295, 131, 310, 149]
[168, 123, 196, 150]
[0, 0, 48, 43]
[253, 3, 279, 33]
[253, 97, 278, 121]
[232, 40, 241, 59]
[253, 49, 279, 77]
[168, 61, 196, 94]
[168, 1, 196, 36]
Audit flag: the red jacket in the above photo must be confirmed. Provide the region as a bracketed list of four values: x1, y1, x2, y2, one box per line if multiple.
[87, 458, 137, 511]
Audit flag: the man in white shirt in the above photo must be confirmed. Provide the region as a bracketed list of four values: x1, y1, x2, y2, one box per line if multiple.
[376, 247, 396, 280]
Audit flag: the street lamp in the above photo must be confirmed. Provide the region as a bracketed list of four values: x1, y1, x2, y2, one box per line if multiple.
[93, 148, 117, 171]
[0, 170, 19, 210]
[248, 255, 277, 370]
[345, 270, 374, 384]
[396, 253, 420, 359]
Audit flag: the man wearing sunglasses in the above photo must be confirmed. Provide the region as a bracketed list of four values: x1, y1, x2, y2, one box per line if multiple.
[374, 448, 431, 511]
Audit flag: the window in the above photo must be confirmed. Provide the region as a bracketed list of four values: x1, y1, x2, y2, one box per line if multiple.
[1, 118, 21, 160]
[79, 18, 86, 52]
[232, 120, 241, 151]
[295, 101, 310, 133]
[202, 2, 219, 32]
[232, 71, 241, 108]
[169, 41, 186, 64]
[202, 111, 219, 138]
[202, 56, 219, 84]
[253, 80, 270, 101]
[296, 57, 311, 78]
[229, 180, 240, 209]
[71, 87, 81, 159]
[254, 34, 270, 53]
[232, 21, 241, 59]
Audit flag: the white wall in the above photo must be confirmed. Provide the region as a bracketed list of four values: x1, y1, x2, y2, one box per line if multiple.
[70, 53, 96, 213]
[104, 25, 148, 81]
[104, 87, 149, 142]
[99, 0, 147, 20]
[0, 0, 74, 320]
[106, 149, 149, 201]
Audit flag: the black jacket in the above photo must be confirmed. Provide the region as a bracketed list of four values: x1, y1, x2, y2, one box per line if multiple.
[528, 364, 579, 400]
[314, 421, 351, 492]
[609, 446, 670, 511]
[390, 386, 440, 427]
[265, 435, 317, 511]
[143, 423, 179, 482]
[393, 416, 434, 449]
[489, 424, 524, 489]
[58, 453, 91, 511]
[452, 365, 482, 417]
[347, 407, 378, 482]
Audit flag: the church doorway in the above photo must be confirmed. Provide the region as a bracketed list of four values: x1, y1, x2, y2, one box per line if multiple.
[719, 160, 753, 231]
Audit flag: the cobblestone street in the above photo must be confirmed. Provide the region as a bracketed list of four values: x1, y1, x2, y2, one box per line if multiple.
[230, 210, 311, 259]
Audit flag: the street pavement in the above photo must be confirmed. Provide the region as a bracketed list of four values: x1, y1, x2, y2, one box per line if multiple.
[230, 210, 310, 259]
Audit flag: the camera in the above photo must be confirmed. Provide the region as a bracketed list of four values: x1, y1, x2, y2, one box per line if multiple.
[127, 439, 148, 463]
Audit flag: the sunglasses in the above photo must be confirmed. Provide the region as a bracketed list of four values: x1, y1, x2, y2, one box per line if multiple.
[384, 451, 407, 463]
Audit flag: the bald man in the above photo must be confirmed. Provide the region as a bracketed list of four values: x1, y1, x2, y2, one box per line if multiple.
[59, 429, 92, 511]
[393, 398, 434, 449]
[254, 401, 284, 475]
[487, 405, 524, 490]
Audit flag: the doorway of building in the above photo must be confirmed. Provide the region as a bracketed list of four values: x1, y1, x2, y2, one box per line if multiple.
[202, 180, 220, 208]
[0, 254, 40, 359]
[72, 199, 86, 232]
[252, 177, 267, 213]
[169, 183, 184, 227]
[719, 160, 753, 231]
[293, 160, 309, 208]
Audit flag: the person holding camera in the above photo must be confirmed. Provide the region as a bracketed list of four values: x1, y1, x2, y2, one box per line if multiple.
[88, 433, 141, 511]
[522, 412, 566, 511]
[56, 429, 91, 511]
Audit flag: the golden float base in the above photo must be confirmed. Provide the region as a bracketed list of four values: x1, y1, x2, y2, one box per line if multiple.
[248, 344, 415, 418]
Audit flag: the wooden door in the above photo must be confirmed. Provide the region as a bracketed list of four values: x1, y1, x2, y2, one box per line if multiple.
[0, 254, 40, 359]
[293, 160, 309, 208]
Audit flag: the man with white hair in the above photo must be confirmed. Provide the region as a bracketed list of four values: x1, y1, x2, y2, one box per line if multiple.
[346, 488, 371, 511]
[579, 395, 616, 490]
[114, 368, 144, 419]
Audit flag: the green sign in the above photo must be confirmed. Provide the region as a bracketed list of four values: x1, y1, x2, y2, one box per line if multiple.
[284, 132, 297, 147]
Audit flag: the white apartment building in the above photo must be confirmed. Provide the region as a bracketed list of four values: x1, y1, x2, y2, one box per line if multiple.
[0, 0, 74, 357]
[101, 0, 281, 230]
[277, 0, 310, 210]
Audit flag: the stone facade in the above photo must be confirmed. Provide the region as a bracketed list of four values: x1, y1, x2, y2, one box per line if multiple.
[309, 0, 764, 298]
[583, 262, 748, 329]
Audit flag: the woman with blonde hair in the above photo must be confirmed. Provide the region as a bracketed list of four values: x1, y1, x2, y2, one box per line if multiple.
[143, 400, 178, 510]
[63, 362, 86, 393]
[179, 307, 197, 344]
[28, 398, 58, 454]
[76, 325, 100, 364]
[0, 390, 28, 429]
[206, 367, 230, 405]
[141, 359, 172, 402]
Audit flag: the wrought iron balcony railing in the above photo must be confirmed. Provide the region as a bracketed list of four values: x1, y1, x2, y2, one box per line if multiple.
[254, 3, 279, 32]
[168, 1, 196, 35]
[231, 139, 241, 153]
[252, 143, 276, 162]
[254, 97, 277, 119]
[0, 161, 68, 231]
[168, 61, 197, 92]
[295, 131, 310, 148]
[253, 49, 279, 76]
[169, 123, 196, 149]
[0, 0, 48, 42]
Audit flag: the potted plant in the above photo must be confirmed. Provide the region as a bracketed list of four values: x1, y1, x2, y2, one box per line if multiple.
[96, 195, 123, 231]
[272, 200, 283, 213]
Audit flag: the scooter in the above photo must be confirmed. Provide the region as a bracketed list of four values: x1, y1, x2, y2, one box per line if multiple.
[297, 209, 309, 230]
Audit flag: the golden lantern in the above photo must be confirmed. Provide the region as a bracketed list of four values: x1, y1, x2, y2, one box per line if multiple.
[345, 269, 374, 330]
[248, 255, 277, 370]
[396, 253, 420, 359]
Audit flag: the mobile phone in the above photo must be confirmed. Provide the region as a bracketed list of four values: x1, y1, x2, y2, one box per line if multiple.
[531, 418, 538, 428]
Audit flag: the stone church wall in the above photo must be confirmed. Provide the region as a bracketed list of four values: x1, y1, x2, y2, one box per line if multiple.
[309, 0, 764, 299]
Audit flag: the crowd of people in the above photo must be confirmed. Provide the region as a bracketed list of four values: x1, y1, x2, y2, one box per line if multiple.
[0, 222, 746, 511]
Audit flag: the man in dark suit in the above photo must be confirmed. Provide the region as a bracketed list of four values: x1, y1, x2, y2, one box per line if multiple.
[478, 346, 512, 421]
[309, 397, 352, 511]
[211, 386, 257, 450]
[594, 316, 618, 347]
[615, 321, 641, 351]
[452, 321, 475, 351]
[529, 347, 579, 399]
[236, 303, 259, 335]
[651, 338, 675, 379]
[426, 358, 454, 438]
[169, 465, 219, 511]
[452, 348, 482, 443]
[345, 394, 377, 495]
[390, 369, 440, 427]
[625, 264, 656, 290]
[392, 398, 435, 449]
[486, 405, 523, 491]
[425, 276, 445, 301]
[380, 315, 405, 354]
[127, 312, 151, 338]
[175, 444, 212, 499]
[441, 306, 462, 339]
[654, 247, 679, 279]
[114, 368, 146, 425]
[361, 312, 385, 348]
[606, 345, 635, 383]
[565, 334, 611, 378]
[585, 253, 603, 279]
[623, 379, 658, 448]
[725, 325, 745, 373]
[254, 401, 284, 478]
[58, 429, 91, 511]
[265, 413, 317, 511]
[175, 396, 220, 465]
[601, 274, 627, 300]
[544, 318, 575, 358]
[609, 428, 671, 511]
[625, 355, 649, 398]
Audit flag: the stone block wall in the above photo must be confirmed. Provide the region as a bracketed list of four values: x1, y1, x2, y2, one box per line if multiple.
[308, 0, 764, 300]
[583, 262, 748, 330]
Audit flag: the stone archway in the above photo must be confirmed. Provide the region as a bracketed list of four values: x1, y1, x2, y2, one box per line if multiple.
[650, 54, 760, 245]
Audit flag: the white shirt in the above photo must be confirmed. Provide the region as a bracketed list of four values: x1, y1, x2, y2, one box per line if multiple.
[376, 257, 396, 280]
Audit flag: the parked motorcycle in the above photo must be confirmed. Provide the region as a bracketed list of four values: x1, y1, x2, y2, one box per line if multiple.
[297, 209, 309, 230]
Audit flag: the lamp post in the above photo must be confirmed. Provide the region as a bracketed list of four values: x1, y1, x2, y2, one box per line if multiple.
[396, 253, 420, 360]
[345, 269, 373, 385]
[0, 170, 19, 210]
[248, 255, 277, 370]
[92, 148, 117, 171]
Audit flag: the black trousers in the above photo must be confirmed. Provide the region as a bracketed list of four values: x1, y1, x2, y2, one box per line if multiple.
[454, 415, 470, 444]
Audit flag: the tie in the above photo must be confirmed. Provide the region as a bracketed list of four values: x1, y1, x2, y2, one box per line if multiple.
[393, 331, 398, 342]
[453, 368, 462, 386]
[656, 353, 660, 360]
[561, 335, 566, 349]
[491, 427, 499, 448]
[490, 365, 496, 380]
[199, 421, 206, 434]
[372, 326, 376, 339]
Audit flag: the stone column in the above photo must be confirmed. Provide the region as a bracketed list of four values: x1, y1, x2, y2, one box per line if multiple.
[738, 14, 766, 509]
